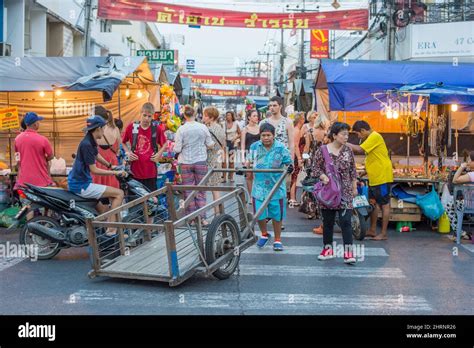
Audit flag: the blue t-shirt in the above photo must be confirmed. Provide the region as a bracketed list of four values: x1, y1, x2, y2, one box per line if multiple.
[249, 140, 292, 201]
[67, 133, 98, 193]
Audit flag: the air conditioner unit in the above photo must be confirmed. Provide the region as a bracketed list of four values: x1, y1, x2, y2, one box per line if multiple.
[0, 42, 12, 56]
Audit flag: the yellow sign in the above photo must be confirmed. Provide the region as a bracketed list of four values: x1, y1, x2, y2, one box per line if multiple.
[0, 106, 20, 130]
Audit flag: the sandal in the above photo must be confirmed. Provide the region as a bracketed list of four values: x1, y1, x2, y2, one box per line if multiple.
[288, 200, 300, 208]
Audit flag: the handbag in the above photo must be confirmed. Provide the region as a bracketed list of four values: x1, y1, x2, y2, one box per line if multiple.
[312, 145, 342, 209]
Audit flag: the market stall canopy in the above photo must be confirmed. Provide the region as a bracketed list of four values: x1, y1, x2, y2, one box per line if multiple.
[397, 83, 474, 106]
[315, 59, 474, 111]
[153, 63, 169, 84]
[0, 56, 156, 102]
[294, 79, 314, 97]
[248, 96, 269, 110]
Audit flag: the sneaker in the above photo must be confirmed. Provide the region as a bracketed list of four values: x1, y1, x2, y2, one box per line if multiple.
[257, 234, 272, 248]
[318, 247, 335, 261]
[344, 251, 356, 264]
[273, 241, 283, 251]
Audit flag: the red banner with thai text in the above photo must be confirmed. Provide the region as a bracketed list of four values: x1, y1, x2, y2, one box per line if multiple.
[183, 74, 268, 86]
[193, 88, 249, 97]
[98, 0, 369, 31]
[310, 30, 330, 59]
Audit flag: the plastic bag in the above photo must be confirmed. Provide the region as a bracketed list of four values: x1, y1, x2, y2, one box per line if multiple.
[440, 184, 453, 210]
[50, 157, 66, 175]
[416, 187, 445, 221]
[0, 205, 24, 228]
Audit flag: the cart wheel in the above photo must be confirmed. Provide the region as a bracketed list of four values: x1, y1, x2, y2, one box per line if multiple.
[205, 214, 241, 280]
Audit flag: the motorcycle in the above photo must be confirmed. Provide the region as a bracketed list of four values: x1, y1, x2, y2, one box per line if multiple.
[16, 168, 168, 260]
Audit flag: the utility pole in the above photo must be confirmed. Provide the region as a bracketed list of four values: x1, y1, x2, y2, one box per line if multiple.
[386, 0, 396, 60]
[286, 0, 319, 79]
[84, 0, 92, 56]
[299, 1, 306, 78]
[279, 28, 285, 86]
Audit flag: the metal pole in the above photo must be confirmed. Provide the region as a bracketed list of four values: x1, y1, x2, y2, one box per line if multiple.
[84, 0, 92, 56]
[52, 91, 57, 155]
[118, 85, 122, 119]
[279, 27, 284, 86]
[7, 92, 12, 171]
[299, 0, 306, 78]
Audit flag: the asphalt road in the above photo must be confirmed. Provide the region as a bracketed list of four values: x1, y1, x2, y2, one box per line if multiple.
[1, 192, 473, 315]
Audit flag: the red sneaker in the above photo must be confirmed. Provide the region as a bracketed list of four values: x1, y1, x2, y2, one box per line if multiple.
[318, 247, 335, 261]
[344, 251, 356, 264]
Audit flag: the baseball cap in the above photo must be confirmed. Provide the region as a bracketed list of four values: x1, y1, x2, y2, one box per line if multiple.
[83, 115, 107, 132]
[24, 112, 44, 126]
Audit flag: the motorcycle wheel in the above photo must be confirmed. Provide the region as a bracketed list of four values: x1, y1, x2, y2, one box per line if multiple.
[352, 210, 368, 241]
[19, 216, 61, 260]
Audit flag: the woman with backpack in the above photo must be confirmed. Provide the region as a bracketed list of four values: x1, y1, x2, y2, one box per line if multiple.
[312, 122, 358, 264]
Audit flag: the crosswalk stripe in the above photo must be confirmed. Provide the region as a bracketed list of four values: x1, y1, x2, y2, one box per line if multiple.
[66, 290, 431, 311]
[237, 264, 405, 278]
[243, 246, 389, 256]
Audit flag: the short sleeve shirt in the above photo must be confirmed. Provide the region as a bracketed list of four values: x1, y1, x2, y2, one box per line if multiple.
[122, 122, 166, 180]
[67, 133, 98, 193]
[360, 131, 393, 186]
[14, 129, 54, 189]
[249, 140, 292, 201]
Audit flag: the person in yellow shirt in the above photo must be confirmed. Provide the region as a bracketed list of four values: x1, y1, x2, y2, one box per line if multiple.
[348, 121, 393, 241]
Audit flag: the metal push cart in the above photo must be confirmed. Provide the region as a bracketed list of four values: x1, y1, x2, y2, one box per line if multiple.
[86, 168, 287, 287]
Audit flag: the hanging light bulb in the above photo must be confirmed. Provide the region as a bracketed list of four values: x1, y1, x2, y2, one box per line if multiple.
[137, 90, 143, 98]
[125, 87, 130, 97]
[386, 108, 393, 119]
[55, 89, 62, 97]
[393, 110, 399, 119]
[451, 104, 458, 112]
[39, 91, 45, 97]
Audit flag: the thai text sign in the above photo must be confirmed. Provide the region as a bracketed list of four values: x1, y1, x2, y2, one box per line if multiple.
[193, 88, 249, 97]
[0, 106, 20, 130]
[137, 50, 175, 64]
[183, 74, 268, 86]
[98, 0, 368, 31]
[310, 30, 329, 59]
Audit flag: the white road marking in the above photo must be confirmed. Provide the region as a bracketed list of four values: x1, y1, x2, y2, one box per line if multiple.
[243, 246, 389, 256]
[65, 290, 431, 311]
[0, 257, 26, 272]
[237, 264, 405, 278]
[256, 231, 337, 239]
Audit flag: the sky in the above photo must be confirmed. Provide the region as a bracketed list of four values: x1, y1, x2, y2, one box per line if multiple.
[154, 0, 369, 83]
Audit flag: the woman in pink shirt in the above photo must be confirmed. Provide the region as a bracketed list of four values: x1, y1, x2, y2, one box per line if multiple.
[14, 112, 54, 190]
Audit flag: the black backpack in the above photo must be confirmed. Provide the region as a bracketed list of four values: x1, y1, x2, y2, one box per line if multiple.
[131, 121, 159, 154]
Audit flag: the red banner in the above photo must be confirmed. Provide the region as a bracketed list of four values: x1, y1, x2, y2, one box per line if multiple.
[182, 74, 268, 86]
[98, 0, 369, 30]
[310, 30, 330, 59]
[193, 88, 249, 97]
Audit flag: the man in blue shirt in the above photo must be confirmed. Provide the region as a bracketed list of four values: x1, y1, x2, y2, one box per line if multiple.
[68, 115, 125, 236]
[248, 123, 292, 251]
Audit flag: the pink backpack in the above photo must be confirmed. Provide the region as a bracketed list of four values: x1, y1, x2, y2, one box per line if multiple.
[313, 145, 342, 209]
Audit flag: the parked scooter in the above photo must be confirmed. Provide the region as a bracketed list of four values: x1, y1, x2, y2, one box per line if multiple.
[16, 168, 167, 260]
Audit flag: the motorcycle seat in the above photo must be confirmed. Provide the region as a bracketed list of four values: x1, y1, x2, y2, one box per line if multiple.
[27, 185, 98, 207]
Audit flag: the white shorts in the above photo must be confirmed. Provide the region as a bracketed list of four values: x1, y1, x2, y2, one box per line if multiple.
[79, 183, 107, 200]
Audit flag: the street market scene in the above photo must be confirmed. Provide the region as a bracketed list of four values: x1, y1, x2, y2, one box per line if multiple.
[0, 0, 473, 338]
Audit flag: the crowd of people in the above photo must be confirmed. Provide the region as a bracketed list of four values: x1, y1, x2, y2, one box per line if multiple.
[12, 95, 474, 263]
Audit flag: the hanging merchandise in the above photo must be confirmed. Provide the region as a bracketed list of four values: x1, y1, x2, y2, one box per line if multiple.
[160, 84, 181, 132]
